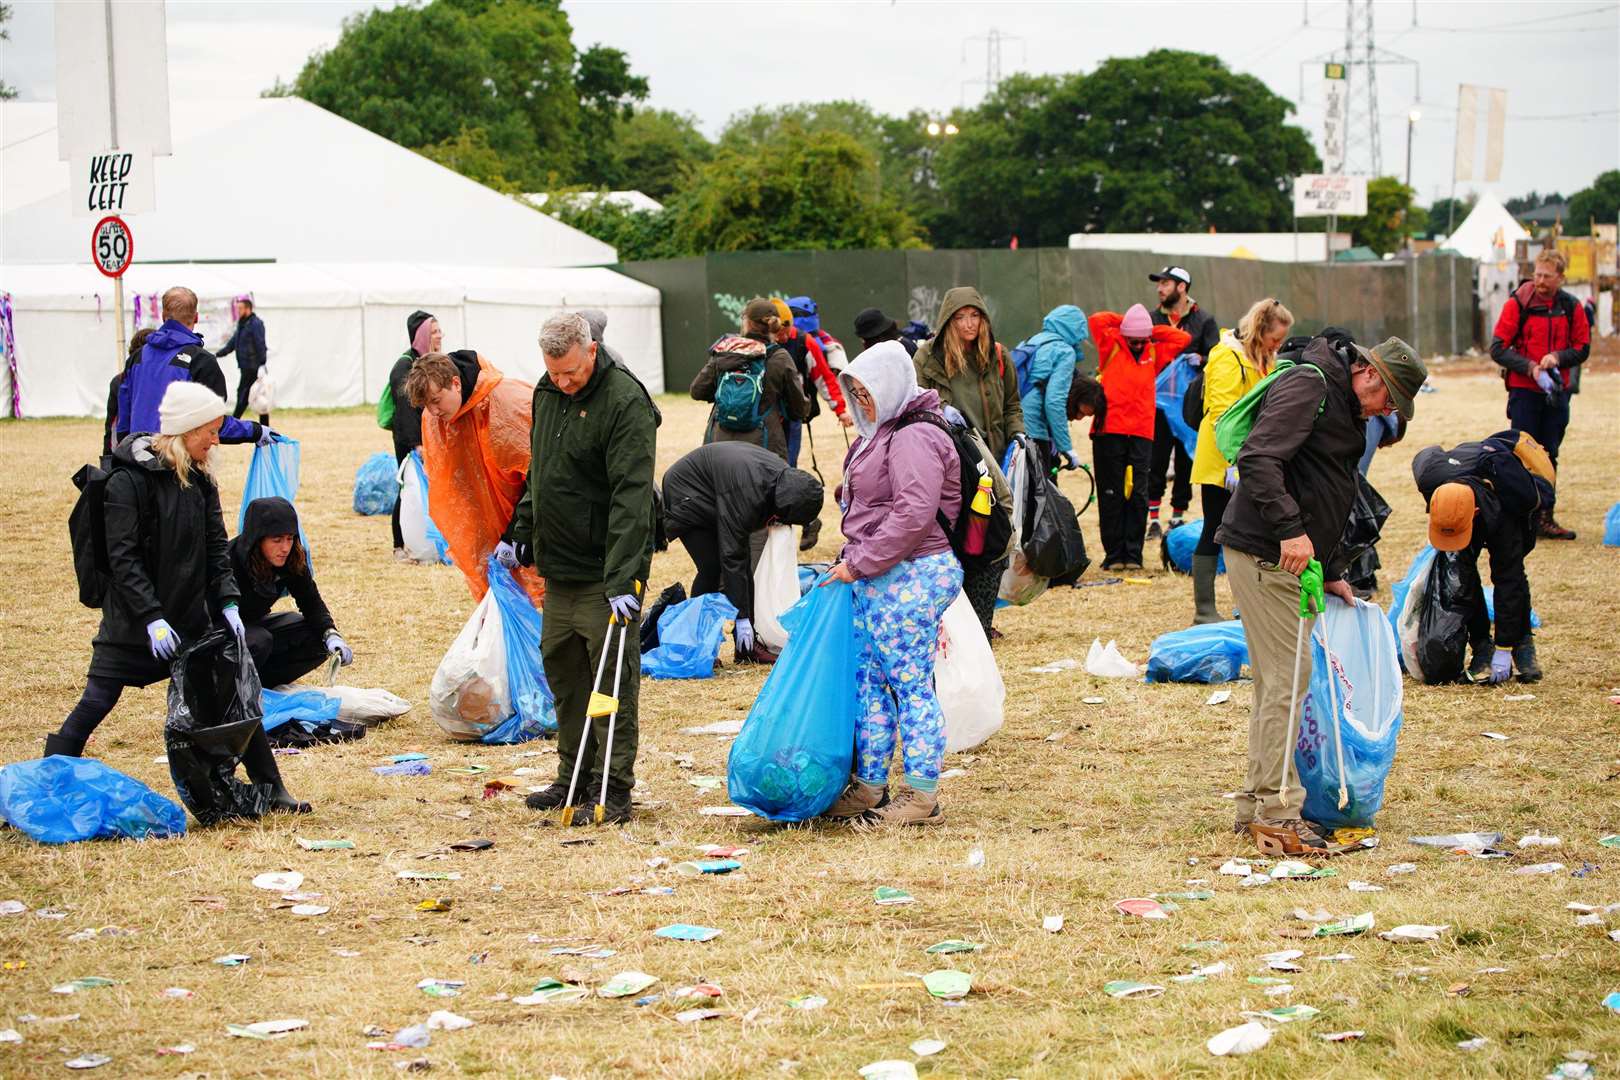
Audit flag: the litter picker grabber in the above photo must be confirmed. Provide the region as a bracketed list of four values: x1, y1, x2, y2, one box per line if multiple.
[320, 649, 341, 688]
[593, 580, 643, 825]
[558, 624, 615, 828]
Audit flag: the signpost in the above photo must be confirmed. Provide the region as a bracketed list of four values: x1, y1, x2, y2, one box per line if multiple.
[1292, 175, 1369, 218]
[90, 215, 134, 361]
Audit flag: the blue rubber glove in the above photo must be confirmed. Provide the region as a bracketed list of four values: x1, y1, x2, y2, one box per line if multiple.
[325, 632, 353, 666]
[256, 426, 278, 447]
[735, 617, 755, 655]
[1533, 369, 1557, 395]
[1059, 450, 1081, 471]
[1489, 647, 1513, 684]
[607, 593, 641, 625]
[222, 604, 246, 641]
[941, 404, 968, 428]
[1225, 465, 1239, 491]
[493, 541, 518, 570]
[146, 618, 180, 661]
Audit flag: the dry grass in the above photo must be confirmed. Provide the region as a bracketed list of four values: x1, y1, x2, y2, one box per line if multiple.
[0, 369, 1617, 1079]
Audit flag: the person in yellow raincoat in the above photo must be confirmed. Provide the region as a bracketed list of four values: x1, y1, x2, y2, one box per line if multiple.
[404, 350, 544, 606]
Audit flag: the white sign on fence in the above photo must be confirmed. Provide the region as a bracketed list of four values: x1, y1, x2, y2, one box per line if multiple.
[1293, 174, 1368, 218]
[71, 150, 156, 217]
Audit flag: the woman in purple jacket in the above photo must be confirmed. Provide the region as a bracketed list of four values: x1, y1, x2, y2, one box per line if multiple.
[820, 342, 964, 827]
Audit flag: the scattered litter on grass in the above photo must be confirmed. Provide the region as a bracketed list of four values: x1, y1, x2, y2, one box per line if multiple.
[1480, 732, 1509, 741]
[226, 1018, 309, 1039]
[1602, 991, 1620, 1014]
[0, 1030, 19, 1044]
[416, 979, 464, 999]
[674, 860, 741, 877]
[1206, 689, 1232, 706]
[397, 871, 461, 881]
[654, 924, 721, 942]
[1294, 907, 1332, 923]
[1261, 949, 1303, 964]
[374, 762, 431, 776]
[1171, 962, 1228, 983]
[1114, 898, 1170, 919]
[1027, 659, 1079, 674]
[1239, 874, 1272, 888]
[1458, 1037, 1490, 1051]
[1410, 832, 1505, 853]
[922, 970, 972, 999]
[1318, 1030, 1364, 1042]
[296, 838, 354, 851]
[424, 1011, 473, 1032]
[1271, 861, 1337, 880]
[1512, 863, 1566, 875]
[681, 720, 744, 736]
[698, 806, 750, 817]
[1102, 980, 1165, 999]
[1318, 953, 1355, 963]
[1180, 940, 1224, 952]
[1379, 925, 1450, 943]
[159, 987, 192, 999]
[1084, 638, 1139, 678]
[598, 972, 659, 999]
[1387, 863, 1417, 875]
[513, 981, 589, 1005]
[0, 901, 26, 916]
[1599, 836, 1620, 849]
[214, 954, 250, 966]
[858, 1061, 918, 1080]
[156, 1043, 194, 1055]
[251, 871, 304, 892]
[1249, 976, 1290, 986]
[1206, 1021, 1271, 1056]
[1153, 890, 1213, 903]
[1348, 881, 1385, 892]
[1519, 833, 1562, 848]
[925, 940, 982, 955]
[1314, 913, 1374, 937]
[1572, 862, 1600, 878]
[448, 839, 493, 852]
[788, 995, 827, 1010]
[1243, 1004, 1320, 1023]
[1264, 984, 1294, 997]
[1042, 915, 1064, 933]
[874, 887, 915, 906]
[1219, 858, 1268, 876]
[64, 1053, 111, 1069]
[965, 848, 985, 869]
[415, 898, 453, 912]
[672, 983, 723, 1000]
[1502, 694, 1536, 703]
[547, 946, 615, 958]
[290, 904, 329, 917]
[51, 977, 118, 994]
[910, 1038, 946, 1057]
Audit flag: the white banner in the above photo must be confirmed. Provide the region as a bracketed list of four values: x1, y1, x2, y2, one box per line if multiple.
[53, 0, 172, 160]
[71, 150, 156, 218]
[1454, 85, 1478, 183]
[1293, 174, 1369, 217]
[1484, 88, 1507, 183]
[1322, 63, 1348, 174]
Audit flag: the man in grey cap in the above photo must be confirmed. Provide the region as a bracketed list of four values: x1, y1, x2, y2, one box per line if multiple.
[1215, 334, 1426, 855]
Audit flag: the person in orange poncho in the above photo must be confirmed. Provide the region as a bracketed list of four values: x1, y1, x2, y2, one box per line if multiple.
[1086, 304, 1191, 570]
[404, 351, 544, 606]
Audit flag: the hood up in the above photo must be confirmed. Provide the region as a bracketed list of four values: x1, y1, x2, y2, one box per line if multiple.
[838, 340, 922, 440]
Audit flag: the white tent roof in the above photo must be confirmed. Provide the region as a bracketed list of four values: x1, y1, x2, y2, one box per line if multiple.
[1, 98, 618, 268]
[1440, 190, 1529, 261]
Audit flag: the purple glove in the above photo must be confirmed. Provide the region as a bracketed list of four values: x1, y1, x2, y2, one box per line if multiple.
[1489, 647, 1513, 684]
[607, 593, 640, 624]
[1534, 370, 1558, 395]
[146, 619, 180, 661]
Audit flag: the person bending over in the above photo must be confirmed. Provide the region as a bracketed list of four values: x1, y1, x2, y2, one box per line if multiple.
[229, 496, 352, 687]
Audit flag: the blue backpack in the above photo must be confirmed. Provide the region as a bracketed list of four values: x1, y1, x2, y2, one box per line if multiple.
[715, 357, 767, 433]
[1010, 339, 1041, 398]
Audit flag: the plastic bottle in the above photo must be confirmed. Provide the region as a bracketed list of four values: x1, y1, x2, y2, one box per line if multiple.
[964, 475, 994, 555]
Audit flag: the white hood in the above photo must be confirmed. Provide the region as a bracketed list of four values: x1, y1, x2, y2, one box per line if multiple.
[838, 341, 920, 440]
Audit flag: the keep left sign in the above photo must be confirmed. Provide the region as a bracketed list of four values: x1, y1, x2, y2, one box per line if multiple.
[72, 150, 155, 217]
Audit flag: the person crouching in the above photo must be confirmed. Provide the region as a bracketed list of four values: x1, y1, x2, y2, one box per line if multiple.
[820, 341, 964, 827]
[229, 497, 352, 687]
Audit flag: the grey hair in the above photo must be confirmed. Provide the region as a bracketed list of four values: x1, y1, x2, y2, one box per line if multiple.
[539, 311, 592, 358]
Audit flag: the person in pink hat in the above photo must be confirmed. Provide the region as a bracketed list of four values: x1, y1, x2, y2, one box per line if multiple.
[1087, 303, 1190, 569]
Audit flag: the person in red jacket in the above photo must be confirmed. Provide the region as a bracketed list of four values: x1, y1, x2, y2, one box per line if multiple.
[1489, 249, 1588, 540]
[1088, 304, 1191, 569]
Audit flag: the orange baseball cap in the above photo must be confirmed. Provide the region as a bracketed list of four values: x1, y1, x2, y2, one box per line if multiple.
[1428, 482, 1476, 551]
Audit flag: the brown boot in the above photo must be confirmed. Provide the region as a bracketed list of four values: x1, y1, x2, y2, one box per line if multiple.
[855, 783, 942, 829]
[1248, 817, 1329, 856]
[822, 778, 886, 820]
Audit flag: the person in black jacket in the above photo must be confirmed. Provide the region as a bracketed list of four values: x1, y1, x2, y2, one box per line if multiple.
[1413, 431, 1553, 684]
[47, 383, 308, 812]
[661, 442, 824, 661]
[1216, 335, 1426, 855]
[1147, 267, 1220, 539]
[387, 310, 437, 558]
[217, 298, 268, 422]
[228, 497, 351, 687]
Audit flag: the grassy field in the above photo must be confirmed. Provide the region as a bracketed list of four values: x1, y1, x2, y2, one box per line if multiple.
[0, 365, 1617, 1079]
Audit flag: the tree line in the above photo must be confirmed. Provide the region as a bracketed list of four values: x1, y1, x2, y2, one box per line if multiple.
[274, 0, 1618, 260]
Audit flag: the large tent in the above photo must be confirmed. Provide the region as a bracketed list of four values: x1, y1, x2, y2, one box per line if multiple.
[0, 99, 664, 417]
[1440, 192, 1532, 342]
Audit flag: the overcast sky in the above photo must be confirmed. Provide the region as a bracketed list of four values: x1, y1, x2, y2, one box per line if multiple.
[5, 0, 1616, 208]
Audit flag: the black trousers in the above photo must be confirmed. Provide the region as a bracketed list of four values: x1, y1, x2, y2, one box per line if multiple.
[244, 612, 331, 689]
[233, 365, 268, 422]
[1148, 409, 1192, 514]
[678, 528, 749, 620]
[1459, 526, 1532, 649]
[1196, 483, 1231, 558]
[390, 446, 410, 549]
[1506, 388, 1570, 467]
[963, 558, 1006, 634]
[1094, 434, 1153, 565]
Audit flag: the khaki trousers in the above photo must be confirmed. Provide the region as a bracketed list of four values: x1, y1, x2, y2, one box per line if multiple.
[1224, 547, 1318, 822]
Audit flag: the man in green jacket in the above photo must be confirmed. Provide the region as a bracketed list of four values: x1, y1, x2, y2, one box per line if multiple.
[510, 312, 658, 825]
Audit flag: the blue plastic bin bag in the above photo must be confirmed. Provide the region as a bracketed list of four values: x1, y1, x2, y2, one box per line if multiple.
[1483, 586, 1541, 629]
[407, 451, 452, 565]
[0, 756, 185, 843]
[482, 561, 556, 743]
[353, 452, 398, 516]
[238, 435, 314, 568]
[1144, 620, 1248, 683]
[260, 687, 342, 732]
[1154, 354, 1201, 458]
[1295, 598, 1404, 831]
[1163, 519, 1224, 574]
[641, 593, 738, 679]
[726, 581, 859, 821]
[1605, 502, 1620, 547]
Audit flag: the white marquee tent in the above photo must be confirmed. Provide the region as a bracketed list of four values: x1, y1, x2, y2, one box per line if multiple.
[0, 99, 665, 417]
[1440, 192, 1534, 342]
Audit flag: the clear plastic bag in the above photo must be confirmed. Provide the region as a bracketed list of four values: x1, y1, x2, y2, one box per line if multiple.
[640, 593, 738, 680]
[998, 439, 1049, 605]
[353, 452, 399, 516]
[429, 587, 507, 740]
[753, 525, 799, 650]
[398, 450, 452, 565]
[726, 581, 858, 821]
[0, 756, 186, 844]
[935, 590, 1004, 752]
[1387, 545, 1436, 675]
[1144, 621, 1248, 683]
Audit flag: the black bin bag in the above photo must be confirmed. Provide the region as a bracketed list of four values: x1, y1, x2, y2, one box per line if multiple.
[1414, 550, 1472, 685]
[1022, 472, 1090, 582]
[1340, 474, 1392, 592]
[165, 630, 273, 825]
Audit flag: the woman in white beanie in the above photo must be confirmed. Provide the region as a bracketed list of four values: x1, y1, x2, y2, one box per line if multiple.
[48, 382, 310, 815]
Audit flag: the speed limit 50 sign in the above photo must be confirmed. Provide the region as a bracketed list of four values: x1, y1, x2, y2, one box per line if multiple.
[91, 215, 134, 278]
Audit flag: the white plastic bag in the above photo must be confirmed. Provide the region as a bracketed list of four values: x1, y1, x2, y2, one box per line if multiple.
[753, 525, 799, 650]
[428, 591, 508, 740]
[398, 454, 436, 563]
[936, 590, 1005, 752]
[1084, 638, 1140, 678]
[326, 686, 411, 724]
[998, 439, 1049, 605]
[247, 368, 275, 415]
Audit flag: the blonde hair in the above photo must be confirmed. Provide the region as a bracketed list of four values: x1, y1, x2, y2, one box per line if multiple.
[149, 433, 212, 490]
[1534, 249, 1567, 274]
[1235, 298, 1294, 371]
[942, 308, 992, 378]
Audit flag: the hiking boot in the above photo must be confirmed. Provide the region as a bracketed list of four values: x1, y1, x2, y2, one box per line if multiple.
[1538, 513, 1577, 541]
[822, 778, 886, 820]
[1466, 638, 1495, 683]
[1512, 639, 1543, 683]
[43, 733, 86, 758]
[1102, 559, 1127, 572]
[1248, 817, 1330, 856]
[574, 788, 632, 826]
[799, 518, 822, 551]
[1146, 520, 1163, 542]
[855, 784, 942, 829]
[525, 781, 594, 812]
[750, 643, 780, 666]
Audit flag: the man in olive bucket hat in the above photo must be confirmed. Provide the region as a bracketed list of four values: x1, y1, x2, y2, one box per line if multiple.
[1215, 334, 1426, 855]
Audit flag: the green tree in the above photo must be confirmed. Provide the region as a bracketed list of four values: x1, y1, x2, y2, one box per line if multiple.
[1321, 176, 1421, 255]
[574, 45, 650, 184]
[932, 52, 1319, 248]
[417, 126, 520, 192]
[0, 4, 16, 101]
[676, 122, 922, 252]
[1427, 195, 1476, 239]
[1503, 190, 1564, 216]
[537, 195, 684, 262]
[599, 108, 712, 200]
[1566, 170, 1620, 236]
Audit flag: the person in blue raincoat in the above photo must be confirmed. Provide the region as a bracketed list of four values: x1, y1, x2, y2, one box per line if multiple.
[1018, 305, 1089, 475]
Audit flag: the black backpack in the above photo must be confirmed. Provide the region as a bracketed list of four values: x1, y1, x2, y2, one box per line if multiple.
[68, 460, 151, 609]
[893, 411, 1014, 573]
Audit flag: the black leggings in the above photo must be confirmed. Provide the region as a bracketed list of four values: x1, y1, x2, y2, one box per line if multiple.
[244, 612, 331, 689]
[390, 447, 410, 549]
[59, 676, 127, 744]
[1197, 484, 1230, 557]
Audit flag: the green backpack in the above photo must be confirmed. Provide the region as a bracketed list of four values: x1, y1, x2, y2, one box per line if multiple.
[376, 384, 396, 431]
[1213, 358, 1325, 464]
